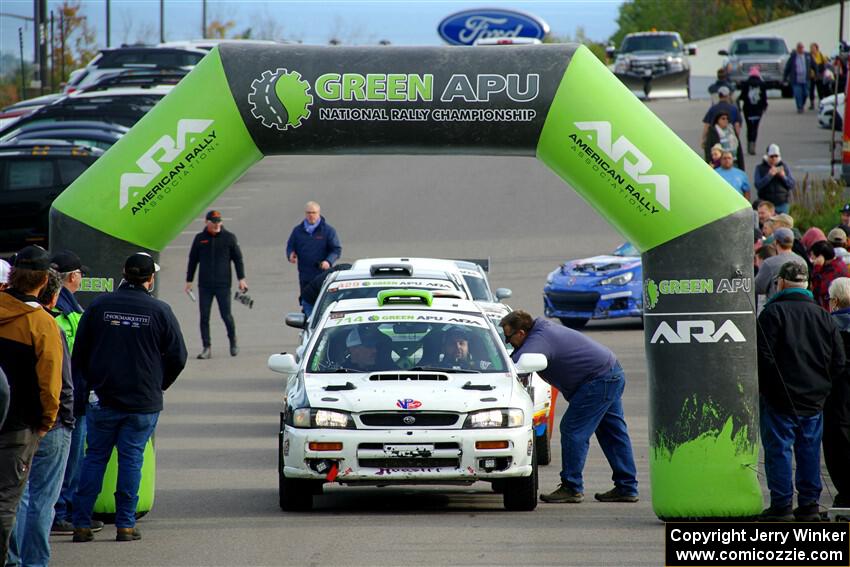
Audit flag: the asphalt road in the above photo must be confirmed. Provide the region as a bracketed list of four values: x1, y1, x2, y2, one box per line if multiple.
[51, 97, 839, 566]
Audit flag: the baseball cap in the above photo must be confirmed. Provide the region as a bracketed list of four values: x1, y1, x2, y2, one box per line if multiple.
[773, 227, 795, 245]
[768, 213, 794, 228]
[718, 85, 731, 96]
[446, 326, 470, 340]
[206, 210, 222, 222]
[13, 245, 51, 271]
[50, 250, 88, 274]
[840, 203, 850, 214]
[778, 261, 808, 283]
[828, 227, 848, 245]
[0, 259, 10, 284]
[766, 144, 781, 158]
[123, 252, 160, 278]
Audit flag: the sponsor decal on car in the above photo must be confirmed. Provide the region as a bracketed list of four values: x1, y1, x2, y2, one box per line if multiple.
[396, 398, 423, 409]
[643, 277, 752, 311]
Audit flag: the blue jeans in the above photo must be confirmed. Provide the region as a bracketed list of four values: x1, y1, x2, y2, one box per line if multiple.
[792, 82, 809, 110]
[559, 364, 638, 495]
[760, 397, 823, 508]
[72, 406, 158, 529]
[8, 425, 71, 567]
[54, 417, 86, 523]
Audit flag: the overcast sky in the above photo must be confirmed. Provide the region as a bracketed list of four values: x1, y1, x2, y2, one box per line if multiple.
[1, 0, 623, 63]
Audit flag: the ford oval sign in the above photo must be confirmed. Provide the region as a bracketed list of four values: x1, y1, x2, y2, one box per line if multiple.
[438, 8, 549, 46]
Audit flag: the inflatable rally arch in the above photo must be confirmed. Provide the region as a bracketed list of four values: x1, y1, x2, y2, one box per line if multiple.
[50, 43, 761, 519]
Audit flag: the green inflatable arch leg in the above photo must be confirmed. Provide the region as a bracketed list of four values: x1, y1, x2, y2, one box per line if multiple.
[51, 43, 761, 519]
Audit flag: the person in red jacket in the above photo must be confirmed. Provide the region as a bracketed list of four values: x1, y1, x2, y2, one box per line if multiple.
[811, 241, 847, 310]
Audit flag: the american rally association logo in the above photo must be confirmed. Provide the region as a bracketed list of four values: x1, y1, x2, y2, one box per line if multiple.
[248, 68, 313, 130]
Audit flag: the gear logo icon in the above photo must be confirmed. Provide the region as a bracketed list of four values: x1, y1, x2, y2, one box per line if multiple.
[248, 68, 313, 131]
[643, 278, 658, 311]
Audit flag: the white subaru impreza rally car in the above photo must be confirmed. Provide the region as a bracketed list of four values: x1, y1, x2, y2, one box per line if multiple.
[269, 289, 547, 511]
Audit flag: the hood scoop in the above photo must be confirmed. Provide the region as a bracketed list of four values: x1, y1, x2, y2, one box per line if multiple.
[324, 382, 356, 391]
[462, 382, 495, 391]
[369, 373, 449, 381]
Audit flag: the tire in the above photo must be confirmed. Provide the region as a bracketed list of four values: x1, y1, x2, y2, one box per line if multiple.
[503, 445, 538, 511]
[534, 426, 551, 466]
[279, 465, 315, 511]
[559, 317, 588, 329]
[278, 431, 314, 511]
[491, 479, 506, 494]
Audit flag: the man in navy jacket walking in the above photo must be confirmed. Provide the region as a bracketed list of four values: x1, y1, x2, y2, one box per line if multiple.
[501, 310, 639, 504]
[286, 201, 341, 317]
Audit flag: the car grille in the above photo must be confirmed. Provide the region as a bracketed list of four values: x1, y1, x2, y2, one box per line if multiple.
[369, 373, 448, 381]
[359, 412, 460, 427]
[742, 62, 780, 76]
[357, 442, 462, 469]
[358, 458, 460, 468]
[629, 59, 668, 74]
[547, 291, 600, 312]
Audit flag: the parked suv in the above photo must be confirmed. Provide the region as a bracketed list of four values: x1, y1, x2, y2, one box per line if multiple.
[608, 31, 696, 99]
[0, 140, 103, 250]
[64, 46, 206, 93]
[719, 36, 791, 96]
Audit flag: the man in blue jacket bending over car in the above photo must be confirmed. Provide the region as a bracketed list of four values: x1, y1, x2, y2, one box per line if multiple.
[286, 201, 342, 317]
[500, 310, 639, 504]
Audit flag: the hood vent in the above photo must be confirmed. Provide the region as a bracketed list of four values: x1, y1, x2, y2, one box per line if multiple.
[369, 373, 449, 381]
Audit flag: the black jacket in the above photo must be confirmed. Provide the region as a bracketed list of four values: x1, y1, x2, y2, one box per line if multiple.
[72, 283, 187, 413]
[300, 263, 352, 306]
[757, 290, 845, 416]
[186, 227, 245, 289]
[739, 76, 768, 116]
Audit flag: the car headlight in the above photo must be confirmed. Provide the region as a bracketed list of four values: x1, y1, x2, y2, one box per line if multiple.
[599, 271, 634, 286]
[667, 56, 684, 72]
[464, 408, 524, 428]
[614, 59, 628, 73]
[291, 408, 355, 429]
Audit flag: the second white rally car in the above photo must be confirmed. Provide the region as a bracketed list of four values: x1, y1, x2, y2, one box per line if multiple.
[269, 289, 547, 511]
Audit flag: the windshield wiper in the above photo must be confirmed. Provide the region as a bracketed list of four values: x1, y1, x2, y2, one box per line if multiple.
[410, 366, 480, 374]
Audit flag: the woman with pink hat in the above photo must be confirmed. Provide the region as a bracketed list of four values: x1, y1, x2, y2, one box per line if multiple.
[739, 65, 768, 156]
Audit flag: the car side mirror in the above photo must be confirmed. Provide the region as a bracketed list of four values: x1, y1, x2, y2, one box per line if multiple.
[268, 353, 299, 375]
[515, 353, 547, 374]
[495, 288, 512, 301]
[285, 312, 306, 329]
[718, 49, 728, 56]
[605, 46, 616, 58]
[687, 44, 697, 56]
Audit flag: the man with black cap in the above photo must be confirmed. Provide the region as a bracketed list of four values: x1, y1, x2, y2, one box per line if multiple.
[185, 210, 247, 359]
[757, 261, 845, 521]
[835, 204, 850, 239]
[0, 246, 63, 562]
[71, 252, 187, 543]
[48, 250, 100, 535]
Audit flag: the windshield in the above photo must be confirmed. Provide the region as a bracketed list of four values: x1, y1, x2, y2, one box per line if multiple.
[461, 274, 492, 301]
[307, 313, 508, 373]
[613, 242, 638, 257]
[731, 38, 787, 56]
[312, 279, 462, 327]
[621, 35, 682, 53]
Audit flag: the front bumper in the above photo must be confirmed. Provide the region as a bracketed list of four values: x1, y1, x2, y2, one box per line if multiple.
[282, 424, 534, 483]
[543, 288, 642, 321]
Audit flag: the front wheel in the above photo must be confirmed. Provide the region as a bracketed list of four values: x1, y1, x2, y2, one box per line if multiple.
[559, 317, 589, 329]
[503, 446, 538, 511]
[279, 467, 316, 511]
